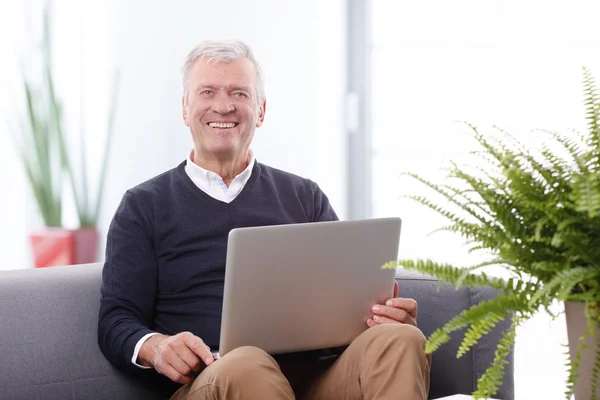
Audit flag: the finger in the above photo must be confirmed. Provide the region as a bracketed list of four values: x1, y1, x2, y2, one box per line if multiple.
[374, 305, 411, 324]
[180, 336, 212, 369]
[366, 318, 379, 328]
[165, 351, 194, 377]
[393, 281, 399, 298]
[374, 310, 417, 327]
[372, 314, 400, 324]
[163, 362, 195, 385]
[374, 305, 406, 322]
[182, 333, 215, 366]
[160, 336, 198, 374]
[385, 297, 418, 317]
[154, 356, 193, 385]
[175, 342, 203, 372]
[373, 312, 418, 326]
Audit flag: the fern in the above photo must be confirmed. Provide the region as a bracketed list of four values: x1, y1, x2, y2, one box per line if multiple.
[583, 67, 600, 153]
[565, 342, 580, 400]
[529, 267, 599, 307]
[422, 290, 539, 354]
[385, 259, 507, 291]
[402, 172, 494, 225]
[472, 316, 518, 399]
[387, 67, 600, 399]
[457, 312, 507, 358]
[546, 129, 590, 174]
[572, 173, 600, 218]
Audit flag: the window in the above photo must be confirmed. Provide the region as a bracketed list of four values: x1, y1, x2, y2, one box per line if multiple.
[352, 1, 600, 398]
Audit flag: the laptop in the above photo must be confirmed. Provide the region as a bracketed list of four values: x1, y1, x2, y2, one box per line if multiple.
[217, 217, 402, 357]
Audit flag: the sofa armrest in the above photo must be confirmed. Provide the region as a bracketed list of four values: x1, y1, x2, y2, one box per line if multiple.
[395, 268, 514, 400]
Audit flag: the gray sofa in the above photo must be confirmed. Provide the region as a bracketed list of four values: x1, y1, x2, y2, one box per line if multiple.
[0, 263, 514, 399]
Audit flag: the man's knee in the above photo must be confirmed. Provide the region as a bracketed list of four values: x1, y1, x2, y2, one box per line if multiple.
[206, 346, 278, 381]
[356, 324, 427, 352]
[221, 345, 276, 364]
[200, 346, 280, 384]
[185, 346, 292, 399]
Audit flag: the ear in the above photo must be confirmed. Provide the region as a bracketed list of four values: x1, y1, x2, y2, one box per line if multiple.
[255, 99, 266, 128]
[182, 96, 190, 126]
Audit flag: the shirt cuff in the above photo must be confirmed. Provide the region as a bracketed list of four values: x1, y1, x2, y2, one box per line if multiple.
[132, 332, 161, 368]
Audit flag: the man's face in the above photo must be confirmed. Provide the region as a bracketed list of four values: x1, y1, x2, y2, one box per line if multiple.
[182, 57, 266, 162]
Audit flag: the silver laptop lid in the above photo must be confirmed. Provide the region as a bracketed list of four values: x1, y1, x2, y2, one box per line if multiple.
[219, 217, 401, 356]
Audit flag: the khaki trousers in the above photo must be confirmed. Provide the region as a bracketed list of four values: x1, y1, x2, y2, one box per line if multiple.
[171, 324, 432, 400]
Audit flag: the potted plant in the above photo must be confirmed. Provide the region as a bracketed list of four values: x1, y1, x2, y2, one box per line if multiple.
[384, 67, 600, 400]
[13, 5, 119, 268]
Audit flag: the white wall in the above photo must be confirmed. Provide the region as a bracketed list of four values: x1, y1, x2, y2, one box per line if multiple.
[0, 0, 347, 269]
[0, 1, 35, 270]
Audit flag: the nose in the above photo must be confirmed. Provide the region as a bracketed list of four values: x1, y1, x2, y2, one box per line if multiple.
[211, 93, 235, 114]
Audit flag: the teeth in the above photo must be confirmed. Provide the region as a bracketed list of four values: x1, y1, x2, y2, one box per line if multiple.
[209, 122, 236, 128]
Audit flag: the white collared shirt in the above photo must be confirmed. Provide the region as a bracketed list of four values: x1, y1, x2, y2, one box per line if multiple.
[184, 149, 255, 203]
[131, 149, 255, 368]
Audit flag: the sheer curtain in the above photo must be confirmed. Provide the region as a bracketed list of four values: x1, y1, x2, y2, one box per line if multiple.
[369, 1, 600, 398]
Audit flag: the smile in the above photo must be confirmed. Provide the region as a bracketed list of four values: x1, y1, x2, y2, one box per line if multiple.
[207, 122, 239, 129]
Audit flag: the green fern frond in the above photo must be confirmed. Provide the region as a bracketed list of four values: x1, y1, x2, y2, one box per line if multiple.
[529, 267, 598, 306]
[472, 316, 518, 399]
[442, 183, 496, 221]
[467, 244, 489, 254]
[425, 293, 530, 353]
[457, 312, 507, 357]
[457, 164, 507, 200]
[450, 167, 530, 235]
[428, 225, 459, 236]
[401, 195, 462, 223]
[389, 259, 507, 291]
[428, 224, 499, 252]
[582, 67, 600, 151]
[494, 126, 570, 198]
[547, 130, 590, 175]
[565, 343, 580, 400]
[401, 195, 498, 246]
[571, 173, 600, 218]
[464, 122, 507, 166]
[454, 259, 508, 289]
[401, 173, 493, 225]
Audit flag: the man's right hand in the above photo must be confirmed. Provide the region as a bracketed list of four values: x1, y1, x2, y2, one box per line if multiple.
[138, 332, 215, 384]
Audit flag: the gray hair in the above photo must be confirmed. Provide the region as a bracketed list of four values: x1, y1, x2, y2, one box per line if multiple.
[181, 39, 265, 106]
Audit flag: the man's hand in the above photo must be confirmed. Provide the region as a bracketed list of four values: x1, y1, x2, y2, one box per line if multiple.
[367, 281, 418, 328]
[138, 332, 215, 384]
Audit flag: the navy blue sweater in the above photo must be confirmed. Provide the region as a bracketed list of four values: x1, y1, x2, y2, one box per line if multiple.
[98, 160, 338, 393]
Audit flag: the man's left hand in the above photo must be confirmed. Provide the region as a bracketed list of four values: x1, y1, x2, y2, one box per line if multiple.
[367, 281, 418, 327]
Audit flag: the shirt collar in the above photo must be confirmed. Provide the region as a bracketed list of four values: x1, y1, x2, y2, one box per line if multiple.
[185, 149, 255, 189]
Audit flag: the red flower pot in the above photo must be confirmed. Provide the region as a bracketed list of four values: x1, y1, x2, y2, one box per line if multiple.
[29, 228, 99, 268]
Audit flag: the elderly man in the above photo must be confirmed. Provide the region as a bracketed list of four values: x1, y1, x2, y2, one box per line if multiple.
[98, 40, 431, 400]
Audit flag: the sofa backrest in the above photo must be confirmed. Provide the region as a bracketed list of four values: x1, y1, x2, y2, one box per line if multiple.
[0, 263, 161, 400]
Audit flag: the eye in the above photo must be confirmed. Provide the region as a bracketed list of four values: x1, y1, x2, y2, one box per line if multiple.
[233, 92, 249, 99]
[201, 90, 213, 96]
